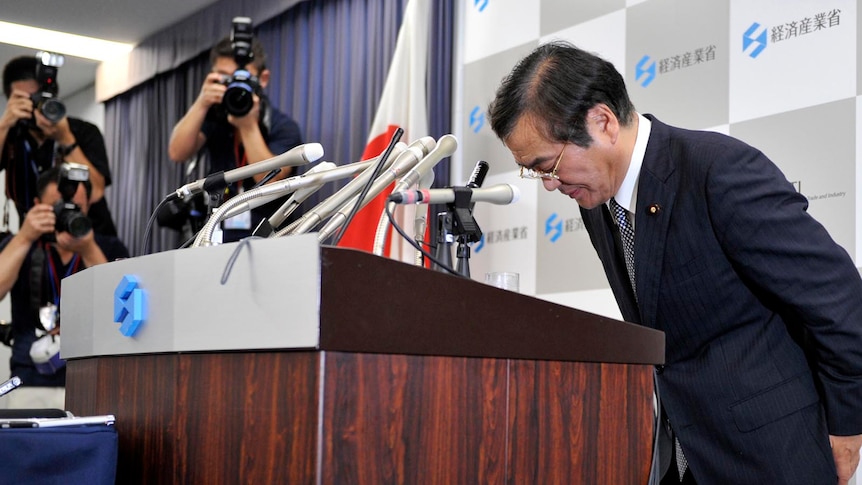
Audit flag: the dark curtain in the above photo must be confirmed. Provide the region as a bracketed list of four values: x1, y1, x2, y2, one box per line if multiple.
[103, 0, 452, 256]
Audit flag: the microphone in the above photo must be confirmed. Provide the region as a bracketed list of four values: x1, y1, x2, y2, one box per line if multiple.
[388, 183, 521, 205]
[264, 161, 337, 231]
[287, 138, 432, 236]
[191, 157, 380, 246]
[391, 134, 457, 193]
[369, 135, 455, 257]
[424, 159, 488, 265]
[466, 160, 489, 212]
[174, 142, 324, 200]
[467, 160, 489, 189]
[314, 144, 428, 241]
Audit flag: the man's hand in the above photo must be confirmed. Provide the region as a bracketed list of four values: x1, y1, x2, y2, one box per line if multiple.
[195, 72, 228, 110]
[830, 434, 862, 485]
[228, 93, 260, 130]
[55, 227, 108, 267]
[19, 204, 56, 243]
[0, 89, 34, 131]
[33, 109, 73, 143]
[54, 227, 95, 255]
[169, 72, 226, 162]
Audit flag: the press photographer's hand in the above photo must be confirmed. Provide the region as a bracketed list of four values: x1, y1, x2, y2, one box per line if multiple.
[55, 226, 94, 253]
[195, 72, 228, 110]
[0, 89, 34, 131]
[33, 109, 72, 141]
[55, 224, 107, 266]
[20, 203, 56, 243]
[227, 93, 260, 129]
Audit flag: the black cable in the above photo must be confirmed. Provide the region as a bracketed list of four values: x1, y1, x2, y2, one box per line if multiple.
[141, 193, 176, 256]
[330, 127, 403, 245]
[154, 168, 280, 254]
[220, 236, 262, 285]
[384, 202, 463, 278]
[178, 232, 198, 249]
[251, 168, 280, 189]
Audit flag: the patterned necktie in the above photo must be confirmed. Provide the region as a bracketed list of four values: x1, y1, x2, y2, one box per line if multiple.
[609, 197, 636, 294]
[676, 441, 688, 480]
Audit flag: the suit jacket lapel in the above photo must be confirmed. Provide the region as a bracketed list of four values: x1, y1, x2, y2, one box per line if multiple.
[634, 116, 676, 329]
[581, 204, 640, 323]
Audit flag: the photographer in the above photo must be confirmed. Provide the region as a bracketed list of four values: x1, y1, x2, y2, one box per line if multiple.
[1, 55, 118, 237]
[0, 164, 128, 409]
[168, 29, 303, 242]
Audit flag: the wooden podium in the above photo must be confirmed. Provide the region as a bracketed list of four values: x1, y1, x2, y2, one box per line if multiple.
[61, 235, 664, 484]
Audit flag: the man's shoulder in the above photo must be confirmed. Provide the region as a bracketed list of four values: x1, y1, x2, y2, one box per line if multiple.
[268, 106, 299, 127]
[644, 114, 755, 161]
[94, 233, 131, 260]
[67, 117, 103, 138]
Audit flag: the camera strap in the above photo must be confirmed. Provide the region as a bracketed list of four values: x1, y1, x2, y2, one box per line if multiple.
[44, 243, 81, 307]
[1, 199, 9, 232]
[29, 242, 81, 322]
[259, 98, 272, 137]
[233, 135, 248, 170]
[28, 242, 46, 319]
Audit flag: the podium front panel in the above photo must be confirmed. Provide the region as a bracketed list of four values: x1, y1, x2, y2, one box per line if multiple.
[61, 234, 322, 359]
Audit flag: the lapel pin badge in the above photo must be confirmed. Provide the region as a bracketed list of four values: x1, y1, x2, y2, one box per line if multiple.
[647, 203, 661, 215]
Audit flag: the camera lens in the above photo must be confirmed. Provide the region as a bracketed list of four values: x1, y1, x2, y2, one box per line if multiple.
[65, 212, 92, 238]
[224, 85, 253, 116]
[54, 202, 92, 238]
[222, 69, 257, 117]
[38, 98, 66, 123]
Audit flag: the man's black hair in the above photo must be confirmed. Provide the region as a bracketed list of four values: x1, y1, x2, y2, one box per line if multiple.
[2, 56, 38, 98]
[488, 41, 636, 148]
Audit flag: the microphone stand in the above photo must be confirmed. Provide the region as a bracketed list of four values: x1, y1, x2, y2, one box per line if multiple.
[432, 210, 454, 273]
[446, 187, 482, 278]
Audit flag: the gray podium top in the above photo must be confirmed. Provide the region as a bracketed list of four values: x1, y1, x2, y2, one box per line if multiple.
[62, 233, 665, 365]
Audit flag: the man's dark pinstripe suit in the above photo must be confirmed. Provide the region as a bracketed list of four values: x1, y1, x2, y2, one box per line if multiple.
[581, 115, 862, 484]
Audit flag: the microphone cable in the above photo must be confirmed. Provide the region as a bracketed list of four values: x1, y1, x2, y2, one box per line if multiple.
[329, 127, 403, 246]
[141, 192, 178, 256]
[141, 168, 282, 255]
[384, 202, 463, 278]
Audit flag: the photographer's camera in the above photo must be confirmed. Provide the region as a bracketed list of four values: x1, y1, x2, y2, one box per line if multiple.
[221, 17, 260, 117]
[51, 163, 92, 238]
[29, 52, 67, 125]
[223, 69, 260, 117]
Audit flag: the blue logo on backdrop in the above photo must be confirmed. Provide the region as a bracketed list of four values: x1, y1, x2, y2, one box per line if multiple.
[469, 106, 485, 133]
[114, 275, 148, 337]
[473, 0, 488, 13]
[743, 22, 767, 58]
[545, 213, 563, 243]
[635, 56, 656, 87]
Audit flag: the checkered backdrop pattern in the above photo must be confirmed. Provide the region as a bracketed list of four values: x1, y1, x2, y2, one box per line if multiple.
[455, 0, 859, 320]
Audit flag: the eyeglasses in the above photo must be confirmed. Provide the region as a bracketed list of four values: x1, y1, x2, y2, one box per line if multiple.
[519, 144, 565, 180]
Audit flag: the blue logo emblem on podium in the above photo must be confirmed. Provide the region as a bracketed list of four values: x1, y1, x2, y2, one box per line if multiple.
[114, 275, 147, 337]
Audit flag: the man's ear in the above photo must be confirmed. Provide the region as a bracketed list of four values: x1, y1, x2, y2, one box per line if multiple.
[587, 104, 619, 144]
[258, 69, 271, 89]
